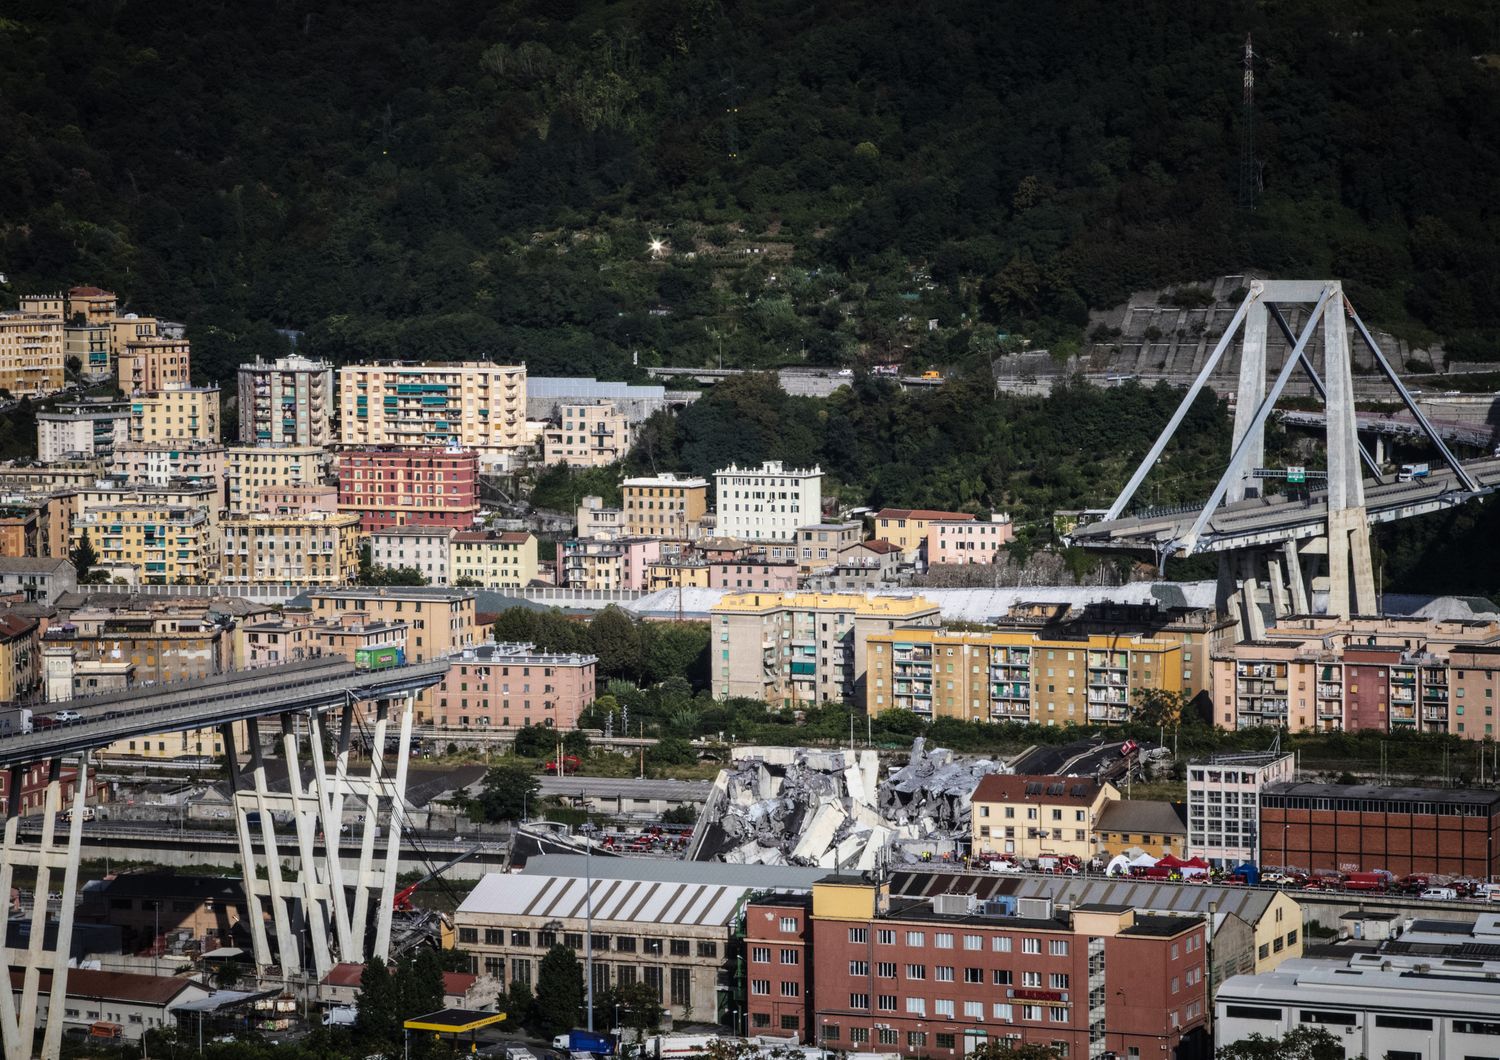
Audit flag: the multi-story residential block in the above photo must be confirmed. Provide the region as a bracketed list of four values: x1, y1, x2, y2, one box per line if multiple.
[314, 613, 410, 666]
[0, 612, 42, 703]
[622, 473, 708, 539]
[429, 642, 597, 730]
[128, 386, 221, 443]
[117, 337, 192, 394]
[0, 504, 39, 558]
[336, 449, 480, 532]
[66, 285, 119, 326]
[36, 400, 130, 462]
[221, 511, 362, 584]
[794, 522, 863, 572]
[257, 483, 338, 516]
[0, 556, 76, 604]
[540, 401, 632, 467]
[711, 592, 941, 706]
[925, 514, 1014, 565]
[871, 508, 974, 555]
[576, 495, 626, 539]
[646, 557, 710, 591]
[337, 362, 527, 460]
[1260, 781, 1500, 879]
[971, 774, 1120, 861]
[370, 526, 454, 584]
[65, 321, 111, 379]
[110, 440, 226, 490]
[767, 875, 1208, 1059]
[0, 300, 64, 397]
[237, 355, 335, 447]
[0, 760, 96, 817]
[450, 530, 538, 587]
[1185, 751, 1296, 867]
[715, 461, 823, 542]
[560, 537, 661, 591]
[75, 480, 222, 539]
[108, 313, 159, 362]
[708, 557, 798, 591]
[306, 587, 479, 663]
[71, 501, 218, 584]
[865, 627, 1186, 726]
[224, 445, 327, 514]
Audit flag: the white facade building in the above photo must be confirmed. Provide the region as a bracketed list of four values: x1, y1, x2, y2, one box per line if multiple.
[369, 526, 455, 585]
[714, 461, 823, 542]
[36, 402, 130, 462]
[1186, 751, 1296, 867]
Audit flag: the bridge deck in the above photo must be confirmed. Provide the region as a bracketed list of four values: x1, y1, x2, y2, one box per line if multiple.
[1070, 455, 1500, 556]
[0, 658, 452, 768]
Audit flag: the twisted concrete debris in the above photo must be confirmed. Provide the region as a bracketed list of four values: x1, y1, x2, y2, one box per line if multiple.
[691, 739, 1005, 869]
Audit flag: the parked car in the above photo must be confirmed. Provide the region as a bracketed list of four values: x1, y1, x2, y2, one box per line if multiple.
[51, 710, 82, 724]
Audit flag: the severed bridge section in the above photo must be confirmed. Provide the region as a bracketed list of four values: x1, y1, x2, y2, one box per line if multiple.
[0, 656, 449, 1060]
[1067, 279, 1499, 639]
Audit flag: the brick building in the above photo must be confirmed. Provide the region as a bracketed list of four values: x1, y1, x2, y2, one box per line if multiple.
[1259, 782, 1500, 879]
[336, 449, 480, 532]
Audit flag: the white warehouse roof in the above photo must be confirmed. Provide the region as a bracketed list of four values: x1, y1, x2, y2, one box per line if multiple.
[458, 872, 753, 928]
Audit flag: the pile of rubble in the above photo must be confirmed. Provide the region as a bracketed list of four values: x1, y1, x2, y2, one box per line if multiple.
[689, 740, 1005, 869]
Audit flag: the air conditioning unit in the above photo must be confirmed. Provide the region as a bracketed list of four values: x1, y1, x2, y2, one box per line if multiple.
[933, 894, 972, 916]
[1017, 897, 1054, 920]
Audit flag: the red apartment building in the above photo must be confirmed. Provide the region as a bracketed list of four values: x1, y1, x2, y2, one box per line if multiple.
[429, 642, 598, 731]
[746, 876, 1208, 1060]
[336, 449, 479, 532]
[0, 761, 99, 815]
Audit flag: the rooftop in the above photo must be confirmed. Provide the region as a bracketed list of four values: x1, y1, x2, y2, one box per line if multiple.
[524, 853, 827, 891]
[0, 557, 72, 576]
[711, 591, 940, 616]
[1095, 799, 1187, 835]
[458, 872, 753, 928]
[8, 968, 205, 1006]
[973, 774, 1109, 806]
[622, 473, 709, 488]
[308, 587, 476, 603]
[454, 642, 597, 666]
[875, 508, 975, 521]
[1262, 781, 1500, 808]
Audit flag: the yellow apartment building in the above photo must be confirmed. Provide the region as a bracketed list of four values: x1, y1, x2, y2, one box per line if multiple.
[449, 530, 538, 587]
[622, 473, 708, 538]
[337, 362, 527, 459]
[0, 304, 65, 397]
[66, 323, 111, 379]
[541, 400, 632, 467]
[306, 587, 480, 663]
[66, 285, 118, 325]
[117, 338, 192, 394]
[71, 502, 219, 584]
[971, 773, 1120, 861]
[221, 511, 362, 584]
[224, 445, 328, 514]
[646, 558, 711, 591]
[108, 314, 158, 361]
[865, 626, 1185, 726]
[869, 507, 973, 554]
[128, 387, 221, 443]
[711, 592, 941, 706]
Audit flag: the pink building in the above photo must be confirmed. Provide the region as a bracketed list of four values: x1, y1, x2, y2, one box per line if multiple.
[336, 448, 479, 532]
[429, 642, 597, 731]
[926, 514, 1014, 565]
[258, 484, 338, 515]
[708, 558, 798, 591]
[561, 537, 661, 590]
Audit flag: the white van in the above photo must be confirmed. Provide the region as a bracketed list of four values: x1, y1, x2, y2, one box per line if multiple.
[1473, 883, 1500, 902]
[1420, 886, 1458, 901]
[59, 807, 95, 823]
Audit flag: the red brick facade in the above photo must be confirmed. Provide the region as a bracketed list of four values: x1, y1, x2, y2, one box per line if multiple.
[336, 449, 479, 533]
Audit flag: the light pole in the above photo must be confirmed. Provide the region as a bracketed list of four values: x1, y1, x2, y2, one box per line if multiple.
[581, 821, 598, 1032]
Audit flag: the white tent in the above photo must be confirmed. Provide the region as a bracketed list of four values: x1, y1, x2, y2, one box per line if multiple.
[1128, 852, 1159, 869]
[1104, 854, 1132, 876]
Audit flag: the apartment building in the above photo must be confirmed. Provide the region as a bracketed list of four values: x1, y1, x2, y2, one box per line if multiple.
[71, 502, 218, 584]
[370, 526, 455, 584]
[795, 522, 863, 572]
[763, 876, 1208, 1060]
[117, 337, 192, 394]
[0, 302, 65, 397]
[36, 401, 130, 462]
[1092, 800, 1188, 859]
[221, 511, 362, 584]
[576, 495, 626, 539]
[110, 440, 226, 490]
[646, 557, 710, 591]
[971, 774, 1120, 861]
[128, 387, 221, 443]
[709, 557, 798, 591]
[108, 313, 159, 362]
[926, 515, 1014, 565]
[75, 481, 222, 541]
[0, 613, 41, 703]
[865, 627, 1186, 727]
[237, 355, 335, 447]
[224, 445, 328, 514]
[337, 362, 527, 459]
[540, 400, 632, 467]
[430, 642, 597, 730]
[0, 556, 76, 604]
[66, 321, 111, 379]
[1185, 751, 1296, 867]
[306, 587, 479, 663]
[715, 461, 823, 542]
[622, 473, 708, 538]
[560, 537, 660, 591]
[336, 448, 480, 532]
[711, 592, 941, 706]
[257, 483, 338, 516]
[66, 285, 119, 326]
[450, 530, 539, 588]
[871, 508, 974, 555]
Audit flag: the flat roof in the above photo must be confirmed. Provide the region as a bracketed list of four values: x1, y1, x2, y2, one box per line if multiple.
[460, 872, 752, 927]
[404, 1009, 507, 1034]
[521, 854, 826, 891]
[1263, 781, 1500, 807]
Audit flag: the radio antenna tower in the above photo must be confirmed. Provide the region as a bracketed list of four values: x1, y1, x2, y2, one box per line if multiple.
[1237, 34, 1259, 211]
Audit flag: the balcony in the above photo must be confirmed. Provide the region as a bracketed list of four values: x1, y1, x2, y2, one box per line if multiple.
[1087, 706, 1129, 723]
[1421, 707, 1449, 722]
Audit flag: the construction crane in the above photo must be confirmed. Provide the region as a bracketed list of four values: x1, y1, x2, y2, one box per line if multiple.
[391, 846, 484, 912]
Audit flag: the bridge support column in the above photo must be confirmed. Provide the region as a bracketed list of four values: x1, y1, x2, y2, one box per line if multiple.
[1283, 541, 1311, 615]
[0, 756, 89, 1060]
[1326, 507, 1377, 618]
[1236, 554, 1267, 642]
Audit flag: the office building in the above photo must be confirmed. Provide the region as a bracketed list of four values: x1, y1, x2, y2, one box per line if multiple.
[36, 401, 131, 462]
[237, 355, 335, 447]
[540, 400, 632, 467]
[336, 448, 480, 532]
[128, 387, 221, 443]
[337, 362, 527, 459]
[369, 526, 454, 585]
[429, 642, 597, 730]
[715, 461, 824, 542]
[971, 774, 1120, 861]
[449, 530, 539, 588]
[224, 445, 328, 515]
[711, 592, 941, 706]
[220, 511, 362, 585]
[622, 473, 708, 539]
[1185, 752, 1296, 867]
[117, 338, 192, 394]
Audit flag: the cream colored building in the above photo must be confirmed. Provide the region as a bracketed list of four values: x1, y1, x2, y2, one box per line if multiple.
[715, 461, 823, 542]
[0, 302, 65, 397]
[36, 402, 130, 462]
[237, 355, 335, 447]
[622, 473, 708, 539]
[66, 285, 119, 326]
[450, 530, 538, 587]
[221, 511, 362, 584]
[337, 362, 527, 460]
[128, 387, 221, 443]
[710, 592, 941, 706]
[576, 495, 626, 539]
[110, 441, 226, 489]
[370, 526, 454, 584]
[307, 587, 480, 663]
[224, 445, 328, 514]
[74, 481, 222, 560]
[117, 338, 192, 394]
[66, 323, 111, 379]
[540, 400, 632, 467]
[71, 502, 218, 584]
[971, 773, 1120, 861]
[108, 314, 158, 362]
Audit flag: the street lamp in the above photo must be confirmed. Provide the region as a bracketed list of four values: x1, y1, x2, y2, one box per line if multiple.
[580, 822, 598, 1032]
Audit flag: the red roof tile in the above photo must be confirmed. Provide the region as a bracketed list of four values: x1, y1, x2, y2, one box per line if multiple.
[874, 508, 974, 522]
[9, 968, 201, 1006]
[972, 774, 1108, 807]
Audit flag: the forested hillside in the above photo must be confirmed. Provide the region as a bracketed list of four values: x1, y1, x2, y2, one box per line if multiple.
[2, 0, 1499, 383]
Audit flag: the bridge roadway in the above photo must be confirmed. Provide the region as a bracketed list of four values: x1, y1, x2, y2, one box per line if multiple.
[0, 656, 453, 768]
[1069, 454, 1500, 556]
[1277, 408, 1498, 448]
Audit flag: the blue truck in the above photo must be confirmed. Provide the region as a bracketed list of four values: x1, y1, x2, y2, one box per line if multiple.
[552, 1030, 614, 1055]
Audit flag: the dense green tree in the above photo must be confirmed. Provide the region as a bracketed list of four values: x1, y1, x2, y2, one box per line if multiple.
[647, 735, 696, 767]
[506, 979, 536, 1031]
[70, 530, 100, 582]
[354, 956, 398, 1049]
[512, 724, 553, 759]
[588, 606, 642, 680]
[469, 763, 540, 823]
[533, 944, 585, 1040]
[1216, 1028, 1351, 1060]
